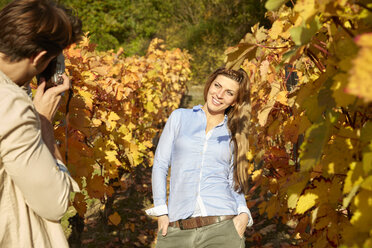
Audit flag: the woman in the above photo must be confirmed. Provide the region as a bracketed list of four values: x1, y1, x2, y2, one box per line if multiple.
[146, 67, 253, 248]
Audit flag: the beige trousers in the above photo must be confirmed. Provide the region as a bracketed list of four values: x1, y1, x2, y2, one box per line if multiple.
[156, 219, 245, 248]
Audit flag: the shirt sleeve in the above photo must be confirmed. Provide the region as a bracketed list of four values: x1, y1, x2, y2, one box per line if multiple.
[145, 110, 180, 216]
[228, 156, 254, 227]
[0, 87, 79, 221]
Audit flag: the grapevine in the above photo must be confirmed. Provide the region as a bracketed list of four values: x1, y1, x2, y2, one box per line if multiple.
[225, 0, 372, 246]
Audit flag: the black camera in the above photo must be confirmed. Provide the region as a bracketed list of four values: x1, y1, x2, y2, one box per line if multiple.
[37, 53, 65, 90]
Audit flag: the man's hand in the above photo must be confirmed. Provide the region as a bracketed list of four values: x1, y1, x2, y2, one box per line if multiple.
[33, 74, 70, 162]
[158, 215, 170, 237]
[33, 74, 70, 122]
[233, 213, 249, 238]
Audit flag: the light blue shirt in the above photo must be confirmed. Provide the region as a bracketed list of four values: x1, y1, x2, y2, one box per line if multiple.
[146, 105, 253, 226]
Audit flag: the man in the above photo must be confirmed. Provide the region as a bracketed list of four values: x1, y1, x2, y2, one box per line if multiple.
[0, 0, 83, 247]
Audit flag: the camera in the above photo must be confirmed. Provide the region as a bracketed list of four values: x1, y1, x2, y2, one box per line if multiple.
[37, 53, 65, 90]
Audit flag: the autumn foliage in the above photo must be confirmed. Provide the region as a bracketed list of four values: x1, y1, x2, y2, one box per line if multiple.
[53, 36, 191, 223]
[224, 0, 372, 247]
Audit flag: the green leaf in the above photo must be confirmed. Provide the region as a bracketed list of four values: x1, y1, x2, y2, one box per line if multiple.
[302, 94, 325, 123]
[361, 121, 372, 143]
[265, 0, 288, 11]
[299, 112, 336, 172]
[363, 144, 372, 174]
[361, 176, 372, 191]
[290, 16, 321, 46]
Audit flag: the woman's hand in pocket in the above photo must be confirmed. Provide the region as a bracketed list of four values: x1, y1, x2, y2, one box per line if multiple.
[233, 213, 249, 238]
[158, 215, 170, 237]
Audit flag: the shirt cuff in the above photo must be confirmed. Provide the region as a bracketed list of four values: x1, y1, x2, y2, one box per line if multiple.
[238, 206, 254, 227]
[145, 204, 168, 216]
[56, 159, 80, 193]
[56, 159, 70, 175]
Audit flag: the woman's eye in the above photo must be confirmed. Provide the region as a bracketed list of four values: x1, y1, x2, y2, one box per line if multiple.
[214, 83, 220, 88]
[227, 91, 233, 96]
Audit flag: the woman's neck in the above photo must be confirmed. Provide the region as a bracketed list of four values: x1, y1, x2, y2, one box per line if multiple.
[202, 104, 225, 133]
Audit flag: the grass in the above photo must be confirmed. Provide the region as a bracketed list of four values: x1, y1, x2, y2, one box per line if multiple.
[180, 82, 205, 108]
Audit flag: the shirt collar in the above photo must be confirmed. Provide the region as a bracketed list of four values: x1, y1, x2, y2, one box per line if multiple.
[192, 105, 203, 111]
[193, 105, 228, 127]
[0, 69, 32, 98]
[0, 69, 14, 86]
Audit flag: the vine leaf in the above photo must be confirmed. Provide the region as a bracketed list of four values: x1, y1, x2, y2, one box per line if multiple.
[299, 112, 336, 172]
[265, 0, 288, 11]
[290, 16, 321, 46]
[224, 43, 257, 70]
[108, 212, 122, 226]
[346, 33, 372, 103]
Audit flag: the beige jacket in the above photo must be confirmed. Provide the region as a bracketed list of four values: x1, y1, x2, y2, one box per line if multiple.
[0, 70, 79, 248]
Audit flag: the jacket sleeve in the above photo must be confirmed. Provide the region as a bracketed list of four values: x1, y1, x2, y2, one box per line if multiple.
[146, 110, 180, 216]
[0, 86, 79, 221]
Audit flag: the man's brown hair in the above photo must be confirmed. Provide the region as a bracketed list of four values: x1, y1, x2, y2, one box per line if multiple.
[0, 0, 82, 62]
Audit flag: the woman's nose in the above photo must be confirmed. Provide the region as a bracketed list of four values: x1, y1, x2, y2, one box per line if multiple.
[216, 89, 224, 98]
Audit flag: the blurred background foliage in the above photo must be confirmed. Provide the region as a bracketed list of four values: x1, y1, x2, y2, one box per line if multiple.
[0, 0, 269, 83]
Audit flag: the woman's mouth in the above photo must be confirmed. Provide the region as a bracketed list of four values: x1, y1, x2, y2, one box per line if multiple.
[212, 97, 222, 106]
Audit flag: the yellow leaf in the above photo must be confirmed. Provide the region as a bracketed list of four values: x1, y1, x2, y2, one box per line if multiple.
[321, 135, 353, 176]
[91, 66, 109, 76]
[343, 162, 364, 194]
[106, 111, 120, 131]
[296, 192, 318, 214]
[252, 169, 262, 182]
[259, 60, 270, 81]
[105, 150, 119, 164]
[77, 89, 94, 111]
[287, 178, 308, 209]
[331, 73, 357, 107]
[361, 176, 372, 191]
[92, 118, 102, 127]
[127, 122, 135, 131]
[276, 90, 288, 106]
[108, 212, 121, 226]
[145, 101, 156, 113]
[143, 140, 153, 148]
[246, 151, 254, 161]
[346, 33, 372, 103]
[293, 0, 317, 24]
[350, 189, 372, 232]
[118, 125, 132, 142]
[269, 178, 279, 194]
[269, 20, 284, 40]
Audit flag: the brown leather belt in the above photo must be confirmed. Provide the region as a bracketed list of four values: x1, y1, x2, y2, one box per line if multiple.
[169, 215, 235, 230]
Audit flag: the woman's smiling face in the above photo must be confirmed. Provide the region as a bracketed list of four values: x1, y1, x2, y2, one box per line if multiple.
[205, 74, 239, 115]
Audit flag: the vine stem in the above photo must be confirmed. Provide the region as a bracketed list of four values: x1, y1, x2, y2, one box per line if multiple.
[355, 1, 372, 12]
[312, 43, 329, 56]
[256, 43, 291, 50]
[332, 16, 355, 38]
[306, 48, 326, 72]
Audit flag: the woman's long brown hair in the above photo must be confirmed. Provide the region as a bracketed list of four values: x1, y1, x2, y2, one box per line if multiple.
[203, 67, 251, 194]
